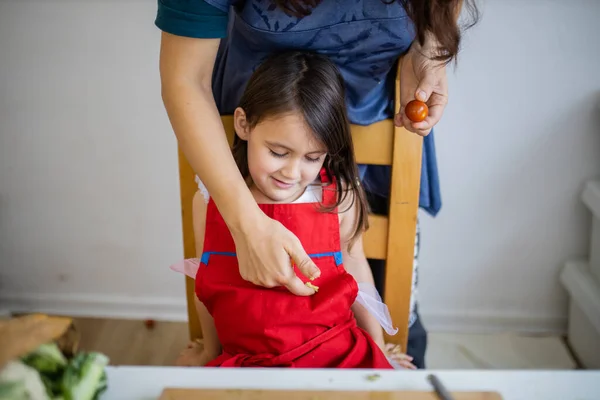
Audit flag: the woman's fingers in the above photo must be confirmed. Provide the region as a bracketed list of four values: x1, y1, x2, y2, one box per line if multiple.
[394, 110, 433, 136]
[414, 71, 439, 103]
[416, 92, 447, 129]
[284, 230, 321, 281]
[395, 92, 447, 136]
[396, 44, 448, 136]
[283, 274, 317, 296]
[233, 215, 319, 296]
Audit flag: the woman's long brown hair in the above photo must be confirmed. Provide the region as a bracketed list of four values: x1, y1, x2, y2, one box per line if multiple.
[269, 0, 479, 64]
[233, 51, 369, 246]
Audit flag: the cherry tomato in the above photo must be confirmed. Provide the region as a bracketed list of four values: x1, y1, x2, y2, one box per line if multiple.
[405, 100, 428, 123]
[144, 319, 156, 330]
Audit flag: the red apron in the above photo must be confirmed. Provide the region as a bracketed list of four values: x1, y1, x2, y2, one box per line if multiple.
[195, 170, 392, 369]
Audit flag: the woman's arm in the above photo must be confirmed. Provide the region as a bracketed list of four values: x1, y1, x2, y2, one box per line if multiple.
[338, 194, 386, 350]
[159, 32, 253, 234]
[158, 32, 319, 295]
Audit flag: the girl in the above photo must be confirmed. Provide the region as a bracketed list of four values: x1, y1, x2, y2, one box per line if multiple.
[171, 51, 415, 369]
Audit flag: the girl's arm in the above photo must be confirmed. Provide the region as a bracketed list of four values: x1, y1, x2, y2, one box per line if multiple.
[338, 194, 386, 350]
[339, 199, 417, 369]
[158, 32, 319, 296]
[191, 191, 221, 360]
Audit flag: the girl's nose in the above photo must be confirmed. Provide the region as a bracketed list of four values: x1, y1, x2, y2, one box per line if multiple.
[281, 159, 301, 181]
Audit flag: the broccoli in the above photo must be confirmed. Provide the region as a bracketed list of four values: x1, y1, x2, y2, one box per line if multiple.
[1, 315, 110, 400]
[3, 344, 109, 400]
[0, 380, 27, 400]
[0, 360, 50, 400]
[62, 352, 109, 400]
[21, 343, 68, 398]
[21, 343, 68, 374]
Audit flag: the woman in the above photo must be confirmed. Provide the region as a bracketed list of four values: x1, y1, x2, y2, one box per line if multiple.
[155, 0, 477, 368]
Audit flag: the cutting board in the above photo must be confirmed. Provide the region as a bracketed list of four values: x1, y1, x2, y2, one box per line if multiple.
[159, 389, 503, 400]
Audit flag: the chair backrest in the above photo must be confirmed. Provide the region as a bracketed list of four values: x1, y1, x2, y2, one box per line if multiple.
[177, 62, 422, 352]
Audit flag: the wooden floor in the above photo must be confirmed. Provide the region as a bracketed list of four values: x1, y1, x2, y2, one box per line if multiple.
[12, 315, 581, 370]
[73, 317, 190, 366]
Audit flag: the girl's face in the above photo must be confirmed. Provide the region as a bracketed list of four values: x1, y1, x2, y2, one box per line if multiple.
[234, 109, 327, 203]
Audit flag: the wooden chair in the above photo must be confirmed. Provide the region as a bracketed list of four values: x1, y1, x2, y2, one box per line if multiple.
[177, 61, 423, 352]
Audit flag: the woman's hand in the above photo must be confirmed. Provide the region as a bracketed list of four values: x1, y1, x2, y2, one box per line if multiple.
[396, 36, 449, 136]
[231, 210, 321, 296]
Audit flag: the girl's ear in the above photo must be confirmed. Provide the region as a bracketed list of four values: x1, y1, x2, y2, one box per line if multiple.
[233, 107, 250, 141]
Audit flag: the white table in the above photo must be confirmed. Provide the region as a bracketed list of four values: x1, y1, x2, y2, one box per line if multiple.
[103, 367, 600, 400]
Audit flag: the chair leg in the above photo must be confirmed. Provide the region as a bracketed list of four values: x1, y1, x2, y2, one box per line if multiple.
[178, 148, 203, 340]
[384, 125, 422, 350]
[384, 63, 423, 350]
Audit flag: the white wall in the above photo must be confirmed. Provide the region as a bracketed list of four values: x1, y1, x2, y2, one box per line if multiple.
[1, 0, 599, 332]
[419, 0, 600, 332]
[0, 0, 186, 319]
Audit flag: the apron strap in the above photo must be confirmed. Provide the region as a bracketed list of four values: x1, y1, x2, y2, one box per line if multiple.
[319, 168, 337, 206]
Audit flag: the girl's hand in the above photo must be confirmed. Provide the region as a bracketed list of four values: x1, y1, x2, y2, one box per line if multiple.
[232, 211, 321, 296]
[385, 344, 417, 370]
[175, 340, 214, 367]
[396, 37, 449, 136]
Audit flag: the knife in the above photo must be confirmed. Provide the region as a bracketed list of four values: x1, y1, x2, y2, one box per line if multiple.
[427, 374, 456, 400]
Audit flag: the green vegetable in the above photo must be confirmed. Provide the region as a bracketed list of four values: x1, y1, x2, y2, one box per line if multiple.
[21, 343, 68, 398]
[21, 343, 68, 374]
[2, 343, 109, 400]
[62, 352, 109, 400]
[365, 373, 381, 382]
[0, 360, 50, 400]
[0, 380, 28, 400]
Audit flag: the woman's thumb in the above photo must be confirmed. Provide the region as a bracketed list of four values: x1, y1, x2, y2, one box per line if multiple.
[415, 74, 437, 103]
[288, 243, 320, 281]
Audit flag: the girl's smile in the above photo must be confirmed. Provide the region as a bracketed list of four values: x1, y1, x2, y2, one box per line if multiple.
[271, 177, 296, 189]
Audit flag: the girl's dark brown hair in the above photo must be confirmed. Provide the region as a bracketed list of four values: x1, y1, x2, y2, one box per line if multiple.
[270, 0, 479, 64]
[233, 51, 369, 245]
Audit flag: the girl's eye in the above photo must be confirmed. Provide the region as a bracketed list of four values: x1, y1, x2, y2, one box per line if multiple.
[269, 149, 286, 158]
[305, 155, 322, 163]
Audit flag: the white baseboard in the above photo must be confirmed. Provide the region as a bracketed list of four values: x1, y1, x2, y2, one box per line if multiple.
[1, 291, 568, 334]
[420, 308, 568, 335]
[0, 292, 188, 322]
